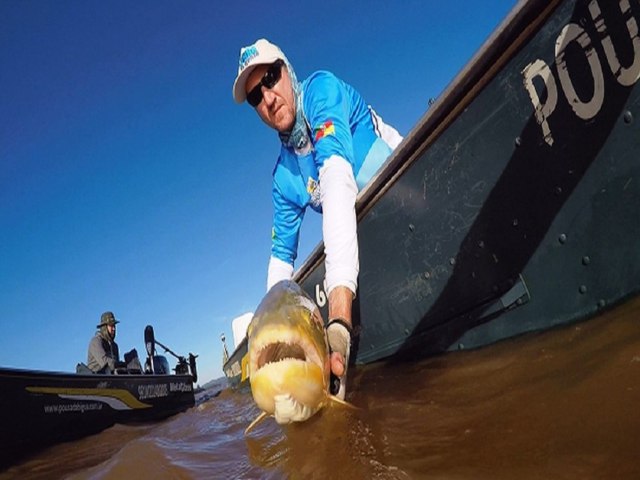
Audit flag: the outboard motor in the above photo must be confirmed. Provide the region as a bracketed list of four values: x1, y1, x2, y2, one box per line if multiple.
[151, 355, 170, 374]
[144, 324, 197, 380]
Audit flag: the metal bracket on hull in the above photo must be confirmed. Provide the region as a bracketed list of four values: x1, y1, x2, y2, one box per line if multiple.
[477, 274, 530, 322]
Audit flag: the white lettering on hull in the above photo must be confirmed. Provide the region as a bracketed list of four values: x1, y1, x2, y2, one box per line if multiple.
[138, 383, 168, 400]
[522, 0, 640, 145]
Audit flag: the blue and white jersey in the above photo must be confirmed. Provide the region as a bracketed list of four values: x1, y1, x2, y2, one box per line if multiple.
[270, 71, 401, 269]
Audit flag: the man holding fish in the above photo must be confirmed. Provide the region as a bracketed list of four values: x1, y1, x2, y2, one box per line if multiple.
[232, 39, 402, 402]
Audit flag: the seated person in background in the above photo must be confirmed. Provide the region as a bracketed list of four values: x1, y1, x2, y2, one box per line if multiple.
[87, 311, 121, 374]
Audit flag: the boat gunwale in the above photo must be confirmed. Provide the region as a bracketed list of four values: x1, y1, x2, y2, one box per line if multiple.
[292, 0, 562, 285]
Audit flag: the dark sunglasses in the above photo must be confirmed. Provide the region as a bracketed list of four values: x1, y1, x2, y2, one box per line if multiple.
[247, 60, 285, 107]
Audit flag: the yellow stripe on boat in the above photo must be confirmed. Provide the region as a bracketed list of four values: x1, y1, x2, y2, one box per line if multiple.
[241, 353, 250, 382]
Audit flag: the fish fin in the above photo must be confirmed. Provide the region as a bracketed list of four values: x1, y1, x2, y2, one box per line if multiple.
[328, 395, 357, 410]
[244, 411, 269, 435]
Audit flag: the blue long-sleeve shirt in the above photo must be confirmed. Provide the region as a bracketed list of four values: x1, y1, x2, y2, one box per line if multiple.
[271, 71, 398, 268]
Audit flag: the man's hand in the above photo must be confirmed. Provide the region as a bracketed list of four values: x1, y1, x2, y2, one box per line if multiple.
[327, 286, 353, 397]
[330, 352, 346, 377]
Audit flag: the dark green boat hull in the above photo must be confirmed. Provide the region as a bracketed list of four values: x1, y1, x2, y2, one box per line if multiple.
[225, 0, 640, 377]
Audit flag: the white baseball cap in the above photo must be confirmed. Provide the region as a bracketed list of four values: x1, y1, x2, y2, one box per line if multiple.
[232, 39, 287, 104]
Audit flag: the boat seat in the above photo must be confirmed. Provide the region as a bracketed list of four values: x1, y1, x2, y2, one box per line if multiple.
[75, 363, 93, 375]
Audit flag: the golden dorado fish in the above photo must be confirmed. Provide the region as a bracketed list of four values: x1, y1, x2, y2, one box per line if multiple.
[245, 280, 350, 434]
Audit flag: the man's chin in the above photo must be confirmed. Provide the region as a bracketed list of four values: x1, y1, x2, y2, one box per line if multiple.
[275, 118, 295, 134]
[270, 107, 292, 131]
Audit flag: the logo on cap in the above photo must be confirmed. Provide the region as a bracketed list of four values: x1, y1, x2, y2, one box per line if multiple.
[239, 45, 259, 71]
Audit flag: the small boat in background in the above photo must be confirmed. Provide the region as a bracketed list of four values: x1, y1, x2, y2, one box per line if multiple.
[0, 325, 198, 468]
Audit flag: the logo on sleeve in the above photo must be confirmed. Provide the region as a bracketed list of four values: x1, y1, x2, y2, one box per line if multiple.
[313, 120, 335, 142]
[306, 177, 321, 207]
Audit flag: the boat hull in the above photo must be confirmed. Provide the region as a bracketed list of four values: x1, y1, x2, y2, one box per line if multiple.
[224, 0, 640, 380]
[0, 367, 194, 466]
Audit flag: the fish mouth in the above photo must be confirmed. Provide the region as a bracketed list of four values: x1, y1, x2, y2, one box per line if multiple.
[250, 324, 324, 373]
[256, 341, 307, 369]
[249, 336, 327, 423]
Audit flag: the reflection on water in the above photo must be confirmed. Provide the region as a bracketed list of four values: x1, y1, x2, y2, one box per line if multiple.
[2, 297, 640, 479]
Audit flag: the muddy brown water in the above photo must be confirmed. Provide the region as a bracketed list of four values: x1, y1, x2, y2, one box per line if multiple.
[3, 297, 639, 479]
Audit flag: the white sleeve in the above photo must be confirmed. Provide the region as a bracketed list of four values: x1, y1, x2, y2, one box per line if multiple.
[318, 155, 359, 296]
[370, 107, 403, 149]
[267, 255, 294, 291]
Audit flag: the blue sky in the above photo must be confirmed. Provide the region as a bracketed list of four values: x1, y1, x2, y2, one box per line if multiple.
[1, 0, 516, 384]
